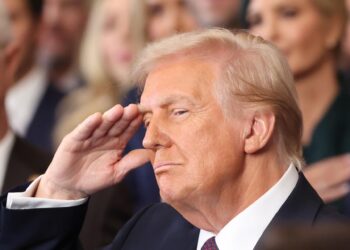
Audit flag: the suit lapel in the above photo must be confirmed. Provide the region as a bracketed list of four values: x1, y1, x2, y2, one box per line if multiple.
[254, 173, 323, 249]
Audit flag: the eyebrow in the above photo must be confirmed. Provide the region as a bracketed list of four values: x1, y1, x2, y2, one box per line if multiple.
[138, 95, 196, 114]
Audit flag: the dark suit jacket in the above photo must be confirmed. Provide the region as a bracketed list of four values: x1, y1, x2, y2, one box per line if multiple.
[2, 135, 51, 194]
[0, 173, 346, 250]
[1, 136, 133, 250]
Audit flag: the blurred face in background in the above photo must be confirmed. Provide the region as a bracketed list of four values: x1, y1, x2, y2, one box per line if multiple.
[186, 0, 240, 28]
[40, 0, 88, 67]
[147, 0, 197, 41]
[3, 0, 41, 77]
[100, 0, 133, 86]
[247, 0, 340, 78]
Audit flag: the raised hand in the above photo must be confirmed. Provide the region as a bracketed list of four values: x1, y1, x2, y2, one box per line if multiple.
[36, 104, 150, 200]
[304, 154, 350, 203]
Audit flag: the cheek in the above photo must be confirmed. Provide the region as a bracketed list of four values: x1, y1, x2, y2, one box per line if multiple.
[148, 19, 165, 41]
[285, 24, 327, 75]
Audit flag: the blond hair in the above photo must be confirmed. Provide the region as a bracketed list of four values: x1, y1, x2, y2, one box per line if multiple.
[313, 0, 348, 52]
[133, 28, 303, 168]
[54, 0, 145, 146]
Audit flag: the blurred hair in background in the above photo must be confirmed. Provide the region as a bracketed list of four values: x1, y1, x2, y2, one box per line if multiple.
[53, 0, 145, 145]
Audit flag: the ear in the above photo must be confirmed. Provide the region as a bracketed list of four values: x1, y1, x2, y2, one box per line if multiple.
[243, 110, 276, 154]
[325, 15, 343, 50]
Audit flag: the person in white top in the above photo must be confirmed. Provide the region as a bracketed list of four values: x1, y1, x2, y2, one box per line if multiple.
[0, 29, 345, 250]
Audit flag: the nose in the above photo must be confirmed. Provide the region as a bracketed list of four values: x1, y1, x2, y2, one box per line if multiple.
[44, 2, 60, 26]
[259, 19, 279, 43]
[142, 119, 171, 150]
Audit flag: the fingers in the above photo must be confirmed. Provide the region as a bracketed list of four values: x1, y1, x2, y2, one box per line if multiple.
[69, 104, 142, 144]
[108, 104, 140, 137]
[71, 112, 103, 141]
[92, 105, 124, 138]
[113, 149, 151, 183]
[305, 155, 350, 190]
[304, 154, 350, 203]
[321, 183, 350, 203]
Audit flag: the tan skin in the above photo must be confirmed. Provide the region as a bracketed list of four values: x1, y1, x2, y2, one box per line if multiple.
[100, 0, 134, 86]
[186, 0, 240, 28]
[247, 0, 350, 202]
[40, 0, 88, 81]
[36, 57, 287, 233]
[0, 43, 21, 139]
[147, 0, 197, 41]
[4, 0, 41, 80]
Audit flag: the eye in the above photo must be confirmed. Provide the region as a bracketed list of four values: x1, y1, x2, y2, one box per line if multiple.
[143, 119, 150, 128]
[280, 7, 299, 18]
[172, 109, 188, 116]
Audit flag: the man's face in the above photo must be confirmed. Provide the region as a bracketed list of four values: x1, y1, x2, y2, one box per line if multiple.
[40, 0, 88, 64]
[3, 0, 40, 77]
[186, 0, 240, 28]
[140, 58, 246, 206]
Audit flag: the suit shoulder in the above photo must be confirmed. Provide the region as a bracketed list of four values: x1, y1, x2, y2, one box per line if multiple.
[107, 203, 199, 250]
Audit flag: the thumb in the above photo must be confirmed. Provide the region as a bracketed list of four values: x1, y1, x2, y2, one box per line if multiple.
[114, 149, 151, 182]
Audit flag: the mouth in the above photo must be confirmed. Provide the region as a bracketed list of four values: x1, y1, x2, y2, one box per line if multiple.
[153, 162, 182, 174]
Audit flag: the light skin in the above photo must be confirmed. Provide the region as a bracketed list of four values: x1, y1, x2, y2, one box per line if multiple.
[36, 57, 287, 233]
[40, 0, 88, 79]
[247, 0, 350, 202]
[0, 42, 21, 139]
[100, 0, 133, 86]
[147, 0, 197, 41]
[186, 0, 240, 28]
[3, 0, 41, 79]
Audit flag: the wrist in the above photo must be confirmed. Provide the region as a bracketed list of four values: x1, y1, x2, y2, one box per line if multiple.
[35, 175, 87, 200]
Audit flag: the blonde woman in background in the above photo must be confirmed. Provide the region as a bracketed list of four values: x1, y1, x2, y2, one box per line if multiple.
[53, 0, 146, 249]
[243, 0, 350, 216]
[54, 0, 197, 246]
[54, 0, 145, 144]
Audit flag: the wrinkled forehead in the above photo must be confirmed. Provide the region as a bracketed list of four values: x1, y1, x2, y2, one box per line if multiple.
[139, 58, 218, 106]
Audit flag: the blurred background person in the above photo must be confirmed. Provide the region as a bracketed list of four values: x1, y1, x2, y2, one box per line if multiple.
[0, 0, 51, 194]
[6, 0, 91, 155]
[55, 0, 198, 214]
[4, 0, 46, 142]
[243, 0, 350, 216]
[53, 0, 145, 248]
[186, 0, 242, 28]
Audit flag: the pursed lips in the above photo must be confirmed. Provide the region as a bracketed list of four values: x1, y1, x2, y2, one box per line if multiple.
[153, 162, 182, 173]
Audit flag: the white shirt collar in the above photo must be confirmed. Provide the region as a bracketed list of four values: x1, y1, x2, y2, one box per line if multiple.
[197, 164, 299, 250]
[5, 67, 47, 136]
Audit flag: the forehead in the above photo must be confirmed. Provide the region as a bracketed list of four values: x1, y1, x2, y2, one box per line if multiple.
[140, 58, 217, 106]
[249, 0, 314, 12]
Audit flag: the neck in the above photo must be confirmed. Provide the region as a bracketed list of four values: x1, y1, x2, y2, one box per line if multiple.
[172, 152, 287, 234]
[295, 56, 339, 144]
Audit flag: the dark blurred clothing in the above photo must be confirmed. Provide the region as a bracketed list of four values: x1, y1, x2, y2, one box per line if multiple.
[2, 136, 132, 250]
[122, 87, 160, 212]
[2, 135, 51, 194]
[24, 75, 85, 153]
[303, 77, 350, 216]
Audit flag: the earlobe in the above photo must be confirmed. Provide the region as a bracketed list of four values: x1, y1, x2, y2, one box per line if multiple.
[244, 111, 276, 154]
